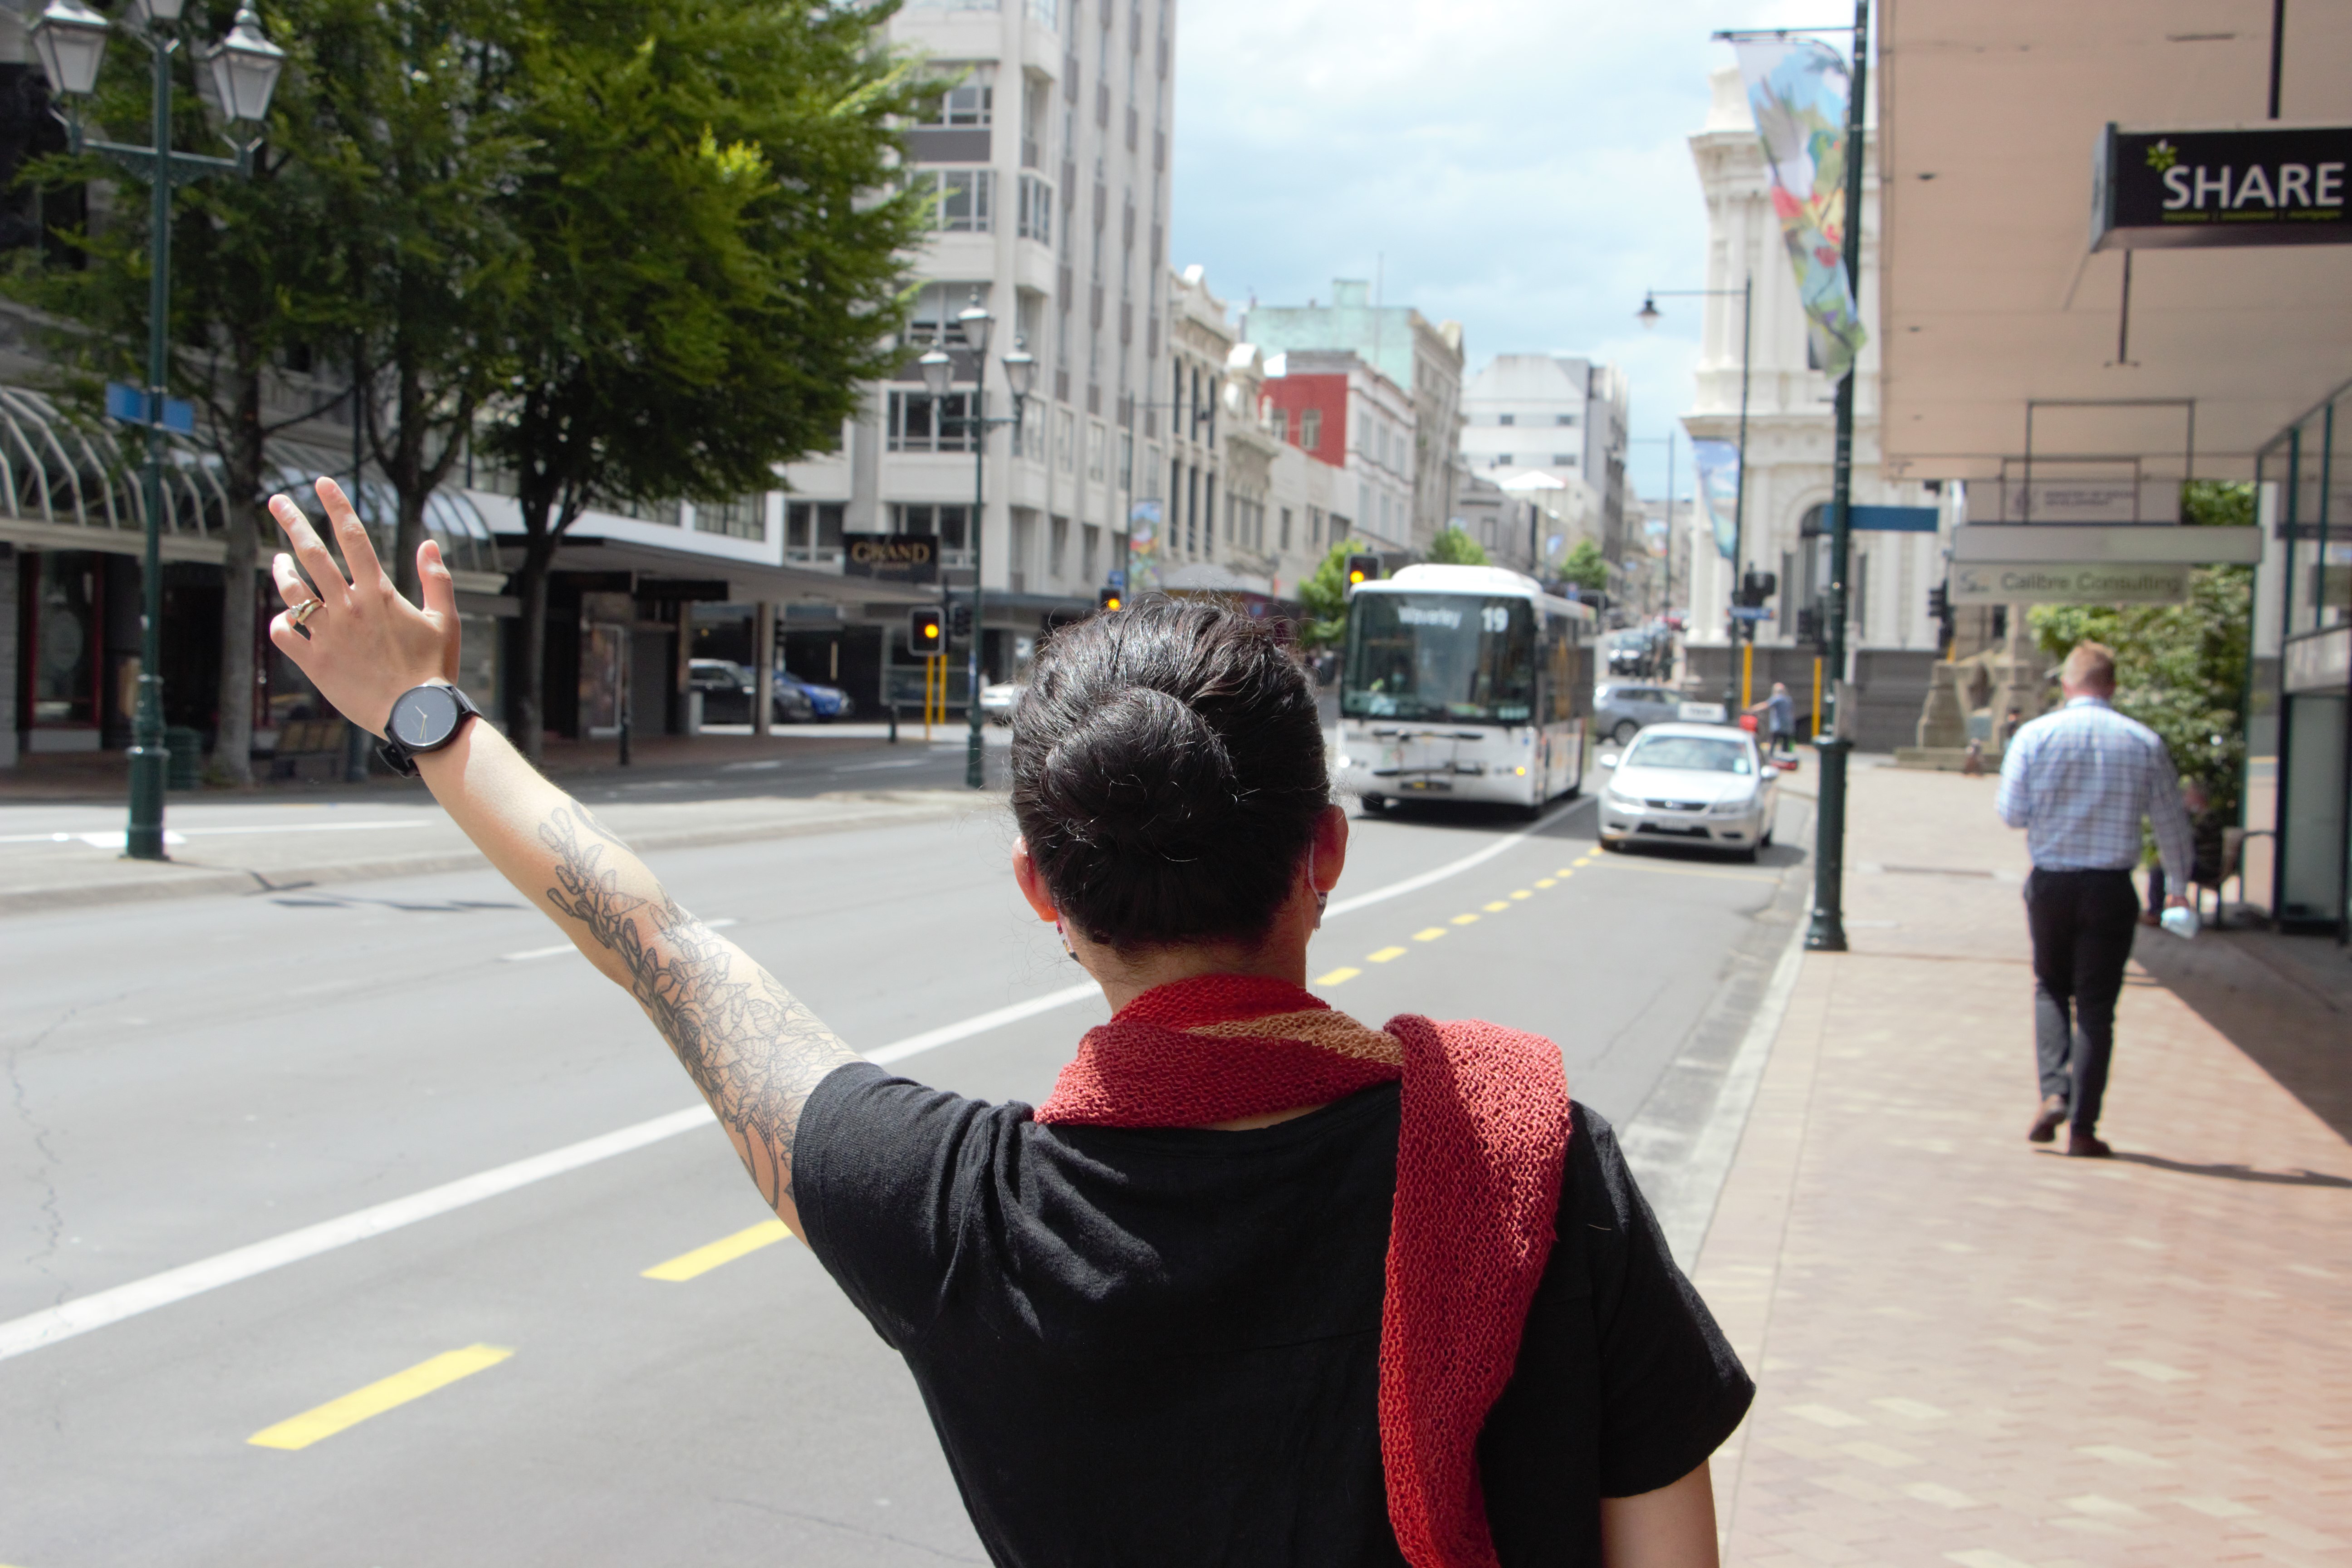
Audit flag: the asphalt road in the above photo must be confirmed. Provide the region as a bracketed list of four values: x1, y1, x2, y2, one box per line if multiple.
[1, 784, 1808, 1566]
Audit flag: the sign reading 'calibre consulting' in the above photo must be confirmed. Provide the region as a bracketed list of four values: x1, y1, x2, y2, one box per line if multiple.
[1951, 563, 2190, 607]
[2094, 122, 2352, 250]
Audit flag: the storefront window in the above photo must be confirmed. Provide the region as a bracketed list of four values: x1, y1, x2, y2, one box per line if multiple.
[31, 553, 98, 726]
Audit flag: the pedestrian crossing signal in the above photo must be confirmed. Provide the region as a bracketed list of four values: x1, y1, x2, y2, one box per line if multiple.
[1097, 587, 1124, 612]
[1344, 554, 1380, 590]
[909, 607, 946, 656]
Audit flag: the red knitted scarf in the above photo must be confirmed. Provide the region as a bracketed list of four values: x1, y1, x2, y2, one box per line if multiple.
[1034, 974, 1572, 1568]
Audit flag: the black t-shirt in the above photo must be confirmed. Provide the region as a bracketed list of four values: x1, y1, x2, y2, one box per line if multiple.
[795, 1063, 1752, 1568]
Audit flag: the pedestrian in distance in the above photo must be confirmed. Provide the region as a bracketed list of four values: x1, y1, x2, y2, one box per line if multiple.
[1746, 681, 1795, 761]
[1995, 641, 2195, 1158]
[260, 478, 1752, 1568]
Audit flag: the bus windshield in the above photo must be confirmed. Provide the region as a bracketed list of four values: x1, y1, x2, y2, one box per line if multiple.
[1343, 593, 1535, 723]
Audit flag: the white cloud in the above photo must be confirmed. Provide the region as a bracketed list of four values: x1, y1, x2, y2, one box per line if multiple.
[1171, 0, 1834, 501]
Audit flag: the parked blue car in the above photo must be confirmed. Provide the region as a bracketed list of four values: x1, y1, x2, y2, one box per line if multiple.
[775, 670, 855, 721]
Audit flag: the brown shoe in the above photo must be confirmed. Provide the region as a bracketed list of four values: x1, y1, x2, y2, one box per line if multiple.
[2067, 1130, 2112, 1158]
[2029, 1095, 2068, 1143]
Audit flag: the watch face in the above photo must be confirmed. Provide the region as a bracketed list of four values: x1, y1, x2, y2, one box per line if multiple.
[389, 685, 463, 750]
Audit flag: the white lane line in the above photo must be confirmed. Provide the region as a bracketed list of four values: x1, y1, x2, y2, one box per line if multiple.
[502, 917, 736, 961]
[0, 820, 431, 847]
[1324, 795, 1592, 919]
[0, 813, 1580, 1362]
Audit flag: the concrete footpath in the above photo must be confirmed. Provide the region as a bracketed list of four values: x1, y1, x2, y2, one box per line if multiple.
[1697, 763, 2352, 1568]
[0, 730, 1010, 914]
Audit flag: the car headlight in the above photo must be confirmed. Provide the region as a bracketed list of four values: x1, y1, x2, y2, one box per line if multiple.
[1606, 788, 1642, 809]
[1708, 797, 1754, 817]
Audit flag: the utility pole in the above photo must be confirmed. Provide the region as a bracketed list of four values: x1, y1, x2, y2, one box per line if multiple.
[1806, 0, 1869, 954]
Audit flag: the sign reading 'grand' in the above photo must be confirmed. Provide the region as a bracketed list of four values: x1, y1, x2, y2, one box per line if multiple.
[2095, 122, 2352, 250]
[840, 532, 939, 584]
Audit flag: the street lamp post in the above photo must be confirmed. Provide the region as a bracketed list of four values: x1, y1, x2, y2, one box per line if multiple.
[30, 0, 286, 861]
[919, 292, 1034, 789]
[1639, 275, 1752, 710]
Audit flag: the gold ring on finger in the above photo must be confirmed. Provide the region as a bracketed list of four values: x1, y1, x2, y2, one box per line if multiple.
[290, 597, 323, 628]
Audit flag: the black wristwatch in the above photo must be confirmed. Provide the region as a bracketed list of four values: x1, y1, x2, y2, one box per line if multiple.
[378, 682, 481, 776]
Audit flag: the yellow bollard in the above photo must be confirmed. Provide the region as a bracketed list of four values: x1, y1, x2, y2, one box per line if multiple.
[1811, 655, 1823, 741]
[1741, 641, 1754, 712]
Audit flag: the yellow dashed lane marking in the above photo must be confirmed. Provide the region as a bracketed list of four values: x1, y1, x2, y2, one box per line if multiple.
[1317, 966, 1362, 985]
[1368, 946, 1408, 963]
[1535, 877, 1556, 888]
[1482, 900, 1510, 913]
[1413, 927, 1446, 941]
[1556, 866, 1576, 876]
[1450, 913, 1479, 926]
[249, 1345, 512, 1451]
[642, 1218, 792, 1282]
[1573, 856, 1597, 867]
[1509, 889, 1532, 900]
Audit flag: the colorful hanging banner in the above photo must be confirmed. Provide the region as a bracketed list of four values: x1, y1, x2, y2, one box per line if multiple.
[1733, 38, 1867, 382]
[1690, 438, 1742, 562]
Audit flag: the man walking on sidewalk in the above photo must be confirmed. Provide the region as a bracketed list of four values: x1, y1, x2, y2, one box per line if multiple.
[1749, 681, 1796, 760]
[1996, 642, 2193, 1157]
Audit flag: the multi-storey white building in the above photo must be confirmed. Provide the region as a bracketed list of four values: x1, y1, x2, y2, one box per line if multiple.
[1458, 354, 1624, 559]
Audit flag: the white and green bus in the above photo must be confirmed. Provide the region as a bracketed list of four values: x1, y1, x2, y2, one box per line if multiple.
[1335, 564, 1598, 817]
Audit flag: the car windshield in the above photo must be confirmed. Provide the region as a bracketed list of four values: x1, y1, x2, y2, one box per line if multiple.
[1624, 735, 1752, 774]
[1342, 593, 1535, 723]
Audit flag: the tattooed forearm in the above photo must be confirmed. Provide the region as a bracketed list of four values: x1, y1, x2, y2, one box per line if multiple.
[537, 805, 855, 1207]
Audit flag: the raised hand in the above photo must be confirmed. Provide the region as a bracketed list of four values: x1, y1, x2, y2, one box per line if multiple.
[267, 477, 463, 739]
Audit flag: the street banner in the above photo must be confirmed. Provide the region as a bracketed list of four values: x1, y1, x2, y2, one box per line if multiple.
[1734, 38, 1867, 382]
[1950, 562, 2191, 606]
[1127, 499, 1162, 594]
[1690, 438, 1741, 561]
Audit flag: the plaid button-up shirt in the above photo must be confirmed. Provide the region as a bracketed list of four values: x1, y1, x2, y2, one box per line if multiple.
[1996, 696, 2195, 887]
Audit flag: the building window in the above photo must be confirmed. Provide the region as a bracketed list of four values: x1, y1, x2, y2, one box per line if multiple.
[696, 495, 766, 540]
[924, 78, 993, 126]
[600, 495, 682, 526]
[1082, 521, 1100, 580]
[1494, 454, 1512, 467]
[1301, 409, 1321, 451]
[1556, 413, 1578, 426]
[892, 502, 972, 563]
[1087, 419, 1107, 480]
[911, 168, 995, 232]
[1049, 513, 1069, 577]
[887, 388, 978, 452]
[1498, 413, 1514, 426]
[1555, 454, 1578, 467]
[1056, 407, 1077, 471]
[1018, 173, 1053, 243]
[906, 282, 990, 346]
[785, 501, 846, 564]
[1279, 507, 1292, 551]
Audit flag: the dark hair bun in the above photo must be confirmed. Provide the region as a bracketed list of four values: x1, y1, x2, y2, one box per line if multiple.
[1011, 600, 1327, 950]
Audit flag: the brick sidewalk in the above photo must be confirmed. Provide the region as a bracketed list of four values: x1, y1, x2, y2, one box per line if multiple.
[1698, 763, 2352, 1568]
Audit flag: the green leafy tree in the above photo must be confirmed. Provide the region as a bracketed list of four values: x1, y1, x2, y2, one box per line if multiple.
[9, 0, 523, 783]
[2028, 479, 2255, 818]
[481, 0, 928, 757]
[1296, 540, 1356, 650]
[1426, 523, 1487, 566]
[1558, 537, 1609, 593]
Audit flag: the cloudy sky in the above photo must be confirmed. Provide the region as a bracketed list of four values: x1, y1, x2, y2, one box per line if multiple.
[1171, 0, 1832, 504]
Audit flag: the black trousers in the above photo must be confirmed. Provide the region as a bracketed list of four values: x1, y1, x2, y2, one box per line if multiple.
[2024, 868, 2141, 1134]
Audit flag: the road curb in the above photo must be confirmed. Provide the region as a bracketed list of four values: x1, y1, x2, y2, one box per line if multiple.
[0, 794, 997, 917]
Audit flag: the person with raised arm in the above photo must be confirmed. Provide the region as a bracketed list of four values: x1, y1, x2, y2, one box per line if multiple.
[266, 477, 1750, 1568]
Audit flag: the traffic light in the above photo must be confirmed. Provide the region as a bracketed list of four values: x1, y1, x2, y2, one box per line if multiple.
[1794, 606, 1823, 648]
[908, 606, 945, 656]
[1738, 569, 1779, 608]
[1927, 583, 1951, 623]
[1344, 553, 1380, 591]
[949, 600, 973, 640]
[1097, 587, 1124, 612]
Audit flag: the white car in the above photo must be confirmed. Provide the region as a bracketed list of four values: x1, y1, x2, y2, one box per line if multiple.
[1596, 722, 1778, 862]
[980, 681, 1026, 725]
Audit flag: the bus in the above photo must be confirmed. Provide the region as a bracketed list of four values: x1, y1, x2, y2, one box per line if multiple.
[1334, 564, 1598, 817]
